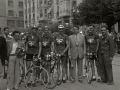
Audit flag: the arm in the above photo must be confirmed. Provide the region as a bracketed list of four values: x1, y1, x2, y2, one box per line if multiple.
[38, 42, 42, 58]
[83, 35, 86, 55]
[68, 36, 71, 56]
[109, 36, 115, 58]
[61, 37, 69, 55]
[51, 42, 54, 52]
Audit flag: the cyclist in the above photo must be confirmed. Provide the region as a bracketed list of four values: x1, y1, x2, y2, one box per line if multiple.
[25, 26, 41, 87]
[39, 26, 54, 83]
[85, 24, 100, 81]
[53, 25, 69, 83]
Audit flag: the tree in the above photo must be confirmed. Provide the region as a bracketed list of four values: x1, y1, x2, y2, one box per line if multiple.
[77, 0, 120, 32]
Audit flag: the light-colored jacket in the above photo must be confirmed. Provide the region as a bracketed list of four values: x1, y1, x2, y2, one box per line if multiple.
[68, 33, 86, 60]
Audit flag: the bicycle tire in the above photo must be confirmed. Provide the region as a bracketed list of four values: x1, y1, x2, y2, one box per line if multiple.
[19, 66, 24, 85]
[24, 66, 49, 90]
[57, 62, 63, 85]
[46, 64, 58, 89]
[86, 60, 93, 84]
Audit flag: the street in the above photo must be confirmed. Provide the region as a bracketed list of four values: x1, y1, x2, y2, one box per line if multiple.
[2, 54, 120, 90]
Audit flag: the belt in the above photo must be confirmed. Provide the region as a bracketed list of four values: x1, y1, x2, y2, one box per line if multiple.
[10, 54, 16, 56]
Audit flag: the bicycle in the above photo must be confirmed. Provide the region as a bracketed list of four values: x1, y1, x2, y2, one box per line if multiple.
[41, 52, 59, 89]
[85, 51, 97, 84]
[24, 54, 49, 90]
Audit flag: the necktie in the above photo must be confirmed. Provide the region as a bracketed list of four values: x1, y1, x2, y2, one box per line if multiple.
[75, 35, 79, 45]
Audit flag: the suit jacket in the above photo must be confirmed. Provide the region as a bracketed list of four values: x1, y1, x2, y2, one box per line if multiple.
[0, 36, 7, 65]
[68, 33, 86, 60]
[7, 39, 25, 57]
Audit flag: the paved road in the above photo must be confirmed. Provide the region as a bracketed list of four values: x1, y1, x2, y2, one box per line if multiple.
[2, 54, 120, 90]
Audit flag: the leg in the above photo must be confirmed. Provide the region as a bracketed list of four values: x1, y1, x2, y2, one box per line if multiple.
[104, 54, 114, 83]
[61, 56, 67, 82]
[7, 56, 16, 89]
[91, 60, 96, 80]
[98, 54, 107, 82]
[70, 59, 76, 80]
[0, 60, 4, 90]
[14, 57, 20, 89]
[77, 58, 83, 81]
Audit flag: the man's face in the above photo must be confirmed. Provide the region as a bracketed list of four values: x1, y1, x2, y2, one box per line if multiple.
[4, 29, 9, 35]
[31, 29, 37, 35]
[88, 26, 94, 33]
[13, 33, 20, 41]
[58, 28, 64, 34]
[101, 27, 107, 36]
[73, 27, 79, 34]
[44, 28, 49, 34]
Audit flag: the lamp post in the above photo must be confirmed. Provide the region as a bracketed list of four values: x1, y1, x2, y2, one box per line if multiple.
[14, 11, 17, 29]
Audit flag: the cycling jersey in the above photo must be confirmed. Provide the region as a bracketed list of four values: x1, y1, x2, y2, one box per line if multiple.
[40, 35, 53, 55]
[54, 33, 68, 53]
[25, 34, 40, 54]
[85, 34, 99, 52]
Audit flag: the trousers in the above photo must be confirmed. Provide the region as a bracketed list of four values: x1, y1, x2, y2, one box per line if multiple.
[0, 59, 4, 90]
[98, 53, 114, 83]
[7, 56, 21, 89]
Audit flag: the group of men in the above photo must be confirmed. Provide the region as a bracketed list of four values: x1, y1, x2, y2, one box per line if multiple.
[0, 24, 115, 90]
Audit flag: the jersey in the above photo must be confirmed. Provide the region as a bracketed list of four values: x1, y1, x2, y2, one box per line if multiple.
[54, 33, 68, 53]
[25, 34, 40, 54]
[40, 35, 53, 55]
[85, 34, 99, 52]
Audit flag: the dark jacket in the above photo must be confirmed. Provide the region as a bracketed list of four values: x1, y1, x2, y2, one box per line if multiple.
[0, 36, 7, 65]
[98, 34, 115, 58]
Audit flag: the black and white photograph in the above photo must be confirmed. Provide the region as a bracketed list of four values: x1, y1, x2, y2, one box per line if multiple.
[0, 0, 120, 90]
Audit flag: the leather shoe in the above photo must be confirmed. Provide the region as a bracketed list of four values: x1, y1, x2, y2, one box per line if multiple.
[107, 82, 114, 85]
[78, 79, 83, 83]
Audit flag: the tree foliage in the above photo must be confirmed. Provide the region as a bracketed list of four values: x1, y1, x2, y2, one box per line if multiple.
[77, 0, 120, 31]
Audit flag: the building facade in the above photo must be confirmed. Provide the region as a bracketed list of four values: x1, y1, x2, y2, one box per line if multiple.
[23, 0, 82, 29]
[0, 0, 24, 31]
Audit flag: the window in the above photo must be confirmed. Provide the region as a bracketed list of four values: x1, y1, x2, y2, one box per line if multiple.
[44, 0, 47, 4]
[8, 0, 13, 7]
[8, 10, 14, 16]
[18, 20, 24, 27]
[40, 0, 42, 4]
[45, 9, 47, 17]
[19, 2, 23, 7]
[7, 20, 15, 27]
[33, 13, 35, 18]
[19, 11, 23, 17]
[40, 9, 43, 17]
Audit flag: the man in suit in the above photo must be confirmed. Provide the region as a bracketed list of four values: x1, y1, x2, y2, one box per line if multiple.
[68, 26, 86, 83]
[7, 30, 25, 90]
[0, 28, 7, 90]
[98, 25, 115, 85]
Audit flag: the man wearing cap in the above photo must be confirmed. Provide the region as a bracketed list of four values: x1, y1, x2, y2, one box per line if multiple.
[54, 25, 69, 83]
[25, 27, 41, 87]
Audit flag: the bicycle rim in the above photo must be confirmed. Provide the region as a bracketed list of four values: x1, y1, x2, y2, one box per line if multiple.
[86, 61, 93, 84]
[57, 63, 63, 85]
[40, 67, 50, 90]
[46, 65, 58, 89]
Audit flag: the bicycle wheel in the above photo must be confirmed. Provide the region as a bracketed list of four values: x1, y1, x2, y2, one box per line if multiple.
[46, 64, 58, 89]
[19, 66, 24, 85]
[86, 60, 93, 84]
[57, 62, 63, 85]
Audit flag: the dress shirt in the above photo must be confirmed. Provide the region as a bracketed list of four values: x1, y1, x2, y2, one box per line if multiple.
[10, 42, 18, 54]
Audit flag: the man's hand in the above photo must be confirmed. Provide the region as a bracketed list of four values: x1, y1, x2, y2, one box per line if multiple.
[5, 60, 8, 65]
[60, 52, 64, 56]
[110, 57, 113, 61]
